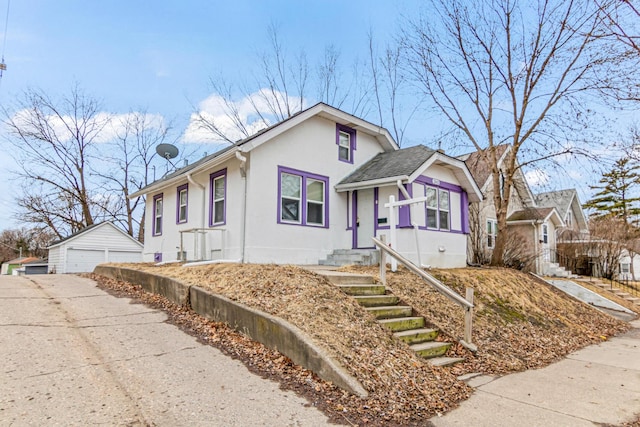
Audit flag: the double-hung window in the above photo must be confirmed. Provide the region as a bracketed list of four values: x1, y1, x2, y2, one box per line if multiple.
[542, 223, 548, 244]
[209, 169, 226, 226]
[487, 219, 498, 248]
[152, 193, 163, 236]
[425, 186, 450, 230]
[336, 124, 356, 163]
[177, 184, 188, 224]
[279, 166, 328, 227]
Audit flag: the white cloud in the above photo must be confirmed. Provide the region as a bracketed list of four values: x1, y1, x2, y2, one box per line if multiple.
[10, 109, 166, 145]
[524, 168, 550, 187]
[181, 89, 307, 144]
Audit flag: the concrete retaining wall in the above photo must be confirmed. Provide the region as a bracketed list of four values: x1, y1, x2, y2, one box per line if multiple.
[93, 265, 367, 397]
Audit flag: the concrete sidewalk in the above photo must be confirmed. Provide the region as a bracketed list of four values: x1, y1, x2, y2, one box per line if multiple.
[431, 319, 640, 426]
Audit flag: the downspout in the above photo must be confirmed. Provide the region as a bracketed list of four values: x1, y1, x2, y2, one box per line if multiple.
[397, 180, 422, 267]
[236, 151, 247, 263]
[532, 221, 540, 274]
[187, 172, 205, 260]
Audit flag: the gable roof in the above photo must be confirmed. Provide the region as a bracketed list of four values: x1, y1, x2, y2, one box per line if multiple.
[459, 144, 510, 189]
[338, 145, 436, 185]
[47, 222, 143, 249]
[336, 145, 483, 202]
[535, 188, 588, 231]
[507, 207, 563, 226]
[130, 102, 399, 199]
[4, 256, 39, 265]
[535, 189, 576, 216]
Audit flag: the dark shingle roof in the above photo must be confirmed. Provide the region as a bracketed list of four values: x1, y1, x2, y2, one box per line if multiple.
[460, 145, 510, 188]
[507, 207, 555, 222]
[339, 145, 436, 185]
[534, 189, 576, 217]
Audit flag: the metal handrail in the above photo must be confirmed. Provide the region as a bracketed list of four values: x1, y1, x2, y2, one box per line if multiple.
[372, 236, 476, 350]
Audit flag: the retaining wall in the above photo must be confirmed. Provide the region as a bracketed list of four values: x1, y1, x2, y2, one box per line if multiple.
[93, 265, 367, 397]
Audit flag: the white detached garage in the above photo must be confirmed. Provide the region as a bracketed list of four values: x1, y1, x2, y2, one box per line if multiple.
[48, 222, 143, 273]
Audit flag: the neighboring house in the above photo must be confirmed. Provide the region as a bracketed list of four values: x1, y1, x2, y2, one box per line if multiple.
[461, 145, 571, 275]
[130, 103, 482, 268]
[47, 222, 143, 273]
[1, 256, 39, 275]
[23, 259, 49, 275]
[534, 189, 589, 240]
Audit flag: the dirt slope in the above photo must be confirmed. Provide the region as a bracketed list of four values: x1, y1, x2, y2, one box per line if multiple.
[94, 263, 634, 426]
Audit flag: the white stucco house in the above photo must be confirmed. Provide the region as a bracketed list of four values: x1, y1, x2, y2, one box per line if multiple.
[130, 103, 482, 267]
[48, 222, 144, 273]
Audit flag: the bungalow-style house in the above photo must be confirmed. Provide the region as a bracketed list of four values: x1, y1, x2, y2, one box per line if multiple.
[534, 189, 589, 240]
[1, 256, 39, 275]
[130, 103, 482, 268]
[48, 222, 143, 273]
[460, 145, 569, 275]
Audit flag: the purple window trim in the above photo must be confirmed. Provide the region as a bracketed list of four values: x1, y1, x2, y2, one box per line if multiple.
[346, 191, 353, 231]
[336, 124, 356, 164]
[423, 184, 450, 231]
[209, 168, 227, 227]
[414, 175, 463, 193]
[277, 166, 330, 229]
[398, 184, 413, 228]
[153, 252, 162, 262]
[351, 191, 358, 248]
[152, 193, 163, 236]
[461, 191, 470, 234]
[176, 183, 189, 224]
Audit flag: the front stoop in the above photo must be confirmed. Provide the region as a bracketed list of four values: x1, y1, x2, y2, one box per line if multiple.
[319, 249, 380, 267]
[315, 270, 463, 367]
[591, 281, 640, 307]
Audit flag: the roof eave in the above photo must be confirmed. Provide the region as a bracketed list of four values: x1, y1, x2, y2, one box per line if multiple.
[128, 148, 239, 199]
[335, 175, 409, 192]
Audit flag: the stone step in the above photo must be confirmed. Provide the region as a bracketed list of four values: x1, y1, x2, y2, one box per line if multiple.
[428, 357, 465, 367]
[410, 341, 452, 359]
[337, 284, 386, 296]
[378, 316, 425, 332]
[365, 305, 413, 319]
[354, 295, 399, 307]
[318, 273, 376, 285]
[393, 328, 439, 345]
[625, 297, 640, 303]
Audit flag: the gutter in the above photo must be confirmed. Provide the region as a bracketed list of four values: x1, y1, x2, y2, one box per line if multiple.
[396, 180, 422, 267]
[187, 172, 206, 259]
[235, 151, 248, 263]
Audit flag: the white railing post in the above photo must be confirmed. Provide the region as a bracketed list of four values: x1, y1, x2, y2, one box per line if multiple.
[379, 234, 387, 286]
[388, 195, 398, 272]
[371, 235, 476, 351]
[464, 287, 474, 346]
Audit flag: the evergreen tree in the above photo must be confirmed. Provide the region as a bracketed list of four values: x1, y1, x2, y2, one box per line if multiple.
[583, 157, 640, 224]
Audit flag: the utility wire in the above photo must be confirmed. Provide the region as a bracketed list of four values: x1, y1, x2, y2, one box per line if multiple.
[0, 0, 10, 88]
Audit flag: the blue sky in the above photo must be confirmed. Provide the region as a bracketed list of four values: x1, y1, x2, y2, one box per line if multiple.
[0, 0, 422, 228]
[0, 1, 632, 230]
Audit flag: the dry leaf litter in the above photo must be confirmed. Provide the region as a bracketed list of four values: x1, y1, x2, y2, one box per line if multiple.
[89, 263, 636, 426]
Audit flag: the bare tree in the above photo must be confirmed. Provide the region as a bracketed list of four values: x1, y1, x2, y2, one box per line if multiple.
[3, 86, 115, 238]
[0, 227, 54, 262]
[588, 215, 629, 279]
[190, 24, 375, 145]
[402, 0, 626, 266]
[93, 110, 168, 240]
[368, 31, 421, 147]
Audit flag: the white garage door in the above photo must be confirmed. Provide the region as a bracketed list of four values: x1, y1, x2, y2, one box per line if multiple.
[66, 249, 106, 273]
[107, 251, 142, 263]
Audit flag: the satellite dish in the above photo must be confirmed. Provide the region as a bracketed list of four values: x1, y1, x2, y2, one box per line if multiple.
[156, 143, 179, 160]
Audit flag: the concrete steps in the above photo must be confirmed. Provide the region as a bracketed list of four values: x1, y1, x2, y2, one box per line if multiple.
[319, 249, 380, 267]
[315, 270, 461, 367]
[587, 280, 640, 306]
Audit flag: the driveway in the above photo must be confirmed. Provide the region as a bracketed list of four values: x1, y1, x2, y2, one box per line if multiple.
[0, 274, 331, 426]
